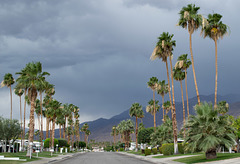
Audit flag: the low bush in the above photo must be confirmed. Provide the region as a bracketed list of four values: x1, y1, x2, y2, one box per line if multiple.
[145, 148, 151, 156]
[152, 148, 158, 154]
[159, 146, 163, 154]
[178, 143, 184, 154]
[119, 148, 124, 151]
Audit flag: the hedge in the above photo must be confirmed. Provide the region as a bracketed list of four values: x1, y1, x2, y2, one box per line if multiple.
[44, 138, 59, 148]
[56, 138, 68, 147]
[159, 146, 163, 154]
[145, 148, 151, 156]
[162, 143, 186, 155]
[152, 148, 158, 155]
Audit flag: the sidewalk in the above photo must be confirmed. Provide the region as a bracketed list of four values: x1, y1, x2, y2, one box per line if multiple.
[118, 152, 199, 164]
[23, 152, 85, 164]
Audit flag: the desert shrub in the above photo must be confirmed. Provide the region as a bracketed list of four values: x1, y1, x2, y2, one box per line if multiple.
[152, 148, 158, 154]
[145, 148, 151, 156]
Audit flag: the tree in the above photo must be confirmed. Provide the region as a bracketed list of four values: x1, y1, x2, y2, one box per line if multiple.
[81, 123, 89, 148]
[117, 119, 134, 149]
[157, 80, 168, 122]
[146, 99, 160, 127]
[1, 73, 15, 120]
[184, 102, 235, 159]
[201, 13, 229, 108]
[138, 127, 154, 144]
[129, 103, 144, 150]
[56, 114, 65, 139]
[150, 116, 173, 146]
[178, 4, 202, 105]
[173, 68, 186, 137]
[62, 103, 72, 140]
[16, 62, 50, 156]
[175, 54, 192, 118]
[35, 99, 41, 139]
[85, 129, 91, 147]
[111, 126, 118, 150]
[232, 116, 240, 153]
[147, 77, 158, 130]
[73, 106, 80, 148]
[151, 32, 178, 154]
[14, 85, 24, 151]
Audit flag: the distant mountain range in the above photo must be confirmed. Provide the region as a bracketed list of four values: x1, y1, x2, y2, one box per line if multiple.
[52, 94, 240, 142]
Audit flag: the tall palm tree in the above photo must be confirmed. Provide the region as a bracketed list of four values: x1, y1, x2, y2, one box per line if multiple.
[111, 126, 118, 150]
[151, 32, 178, 154]
[163, 101, 171, 115]
[147, 77, 158, 130]
[56, 114, 65, 139]
[178, 4, 202, 105]
[146, 99, 160, 128]
[16, 62, 50, 156]
[156, 80, 169, 122]
[81, 123, 89, 148]
[201, 13, 229, 108]
[46, 99, 61, 149]
[14, 85, 24, 151]
[1, 73, 15, 120]
[116, 120, 134, 149]
[35, 99, 41, 138]
[173, 68, 186, 137]
[129, 103, 144, 151]
[73, 106, 80, 148]
[175, 54, 192, 118]
[63, 103, 71, 140]
[85, 129, 91, 148]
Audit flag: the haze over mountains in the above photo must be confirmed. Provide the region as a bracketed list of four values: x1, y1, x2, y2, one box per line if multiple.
[53, 94, 240, 142]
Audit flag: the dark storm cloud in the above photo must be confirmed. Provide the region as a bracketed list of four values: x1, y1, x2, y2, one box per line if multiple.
[0, 0, 239, 122]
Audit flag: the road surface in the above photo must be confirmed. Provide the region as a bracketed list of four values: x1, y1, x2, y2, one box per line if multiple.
[54, 152, 154, 164]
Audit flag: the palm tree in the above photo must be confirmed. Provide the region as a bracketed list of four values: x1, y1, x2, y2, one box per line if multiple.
[14, 85, 24, 151]
[117, 120, 134, 149]
[16, 62, 50, 156]
[147, 77, 158, 130]
[184, 102, 235, 159]
[129, 103, 144, 151]
[151, 32, 178, 154]
[178, 4, 202, 105]
[201, 13, 229, 108]
[146, 99, 160, 128]
[81, 123, 89, 148]
[73, 106, 80, 148]
[35, 99, 41, 138]
[56, 114, 65, 138]
[1, 73, 15, 120]
[63, 103, 71, 140]
[85, 129, 91, 148]
[156, 80, 169, 122]
[173, 68, 186, 137]
[217, 101, 229, 115]
[175, 54, 192, 118]
[46, 99, 62, 149]
[111, 126, 118, 150]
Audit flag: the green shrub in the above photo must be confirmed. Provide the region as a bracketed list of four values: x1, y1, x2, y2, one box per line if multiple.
[57, 138, 68, 147]
[178, 143, 184, 154]
[62, 147, 70, 152]
[119, 148, 124, 151]
[152, 148, 158, 154]
[162, 143, 174, 155]
[159, 146, 163, 154]
[44, 138, 59, 148]
[145, 148, 151, 156]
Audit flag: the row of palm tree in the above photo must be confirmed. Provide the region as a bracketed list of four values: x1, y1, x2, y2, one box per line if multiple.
[1, 62, 83, 155]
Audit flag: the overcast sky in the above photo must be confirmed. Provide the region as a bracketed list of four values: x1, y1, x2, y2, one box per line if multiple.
[0, 0, 239, 124]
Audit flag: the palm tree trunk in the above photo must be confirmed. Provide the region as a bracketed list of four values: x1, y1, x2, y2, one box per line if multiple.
[40, 92, 43, 148]
[51, 119, 56, 149]
[169, 56, 178, 154]
[214, 38, 218, 109]
[189, 33, 200, 105]
[38, 115, 40, 140]
[27, 98, 35, 156]
[46, 117, 49, 138]
[23, 90, 27, 151]
[153, 91, 156, 131]
[180, 81, 186, 138]
[10, 86, 12, 120]
[161, 95, 165, 122]
[63, 117, 66, 139]
[135, 117, 138, 150]
[20, 96, 23, 152]
[184, 69, 190, 119]
[59, 124, 62, 138]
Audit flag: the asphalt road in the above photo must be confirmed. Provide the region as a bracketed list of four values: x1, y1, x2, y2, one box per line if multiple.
[54, 152, 154, 164]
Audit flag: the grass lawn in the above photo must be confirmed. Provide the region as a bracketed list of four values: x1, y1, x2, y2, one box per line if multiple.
[153, 153, 203, 159]
[0, 152, 40, 164]
[174, 153, 240, 163]
[126, 150, 145, 156]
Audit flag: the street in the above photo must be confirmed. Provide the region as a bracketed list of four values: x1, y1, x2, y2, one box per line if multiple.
[54, 152, 154, 164]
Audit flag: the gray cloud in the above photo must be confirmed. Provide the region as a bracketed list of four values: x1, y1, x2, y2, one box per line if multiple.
[0, 0, 239, 123]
